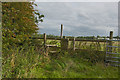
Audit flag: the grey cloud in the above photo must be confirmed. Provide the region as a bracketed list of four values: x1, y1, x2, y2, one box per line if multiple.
[34, 2, 118, 36]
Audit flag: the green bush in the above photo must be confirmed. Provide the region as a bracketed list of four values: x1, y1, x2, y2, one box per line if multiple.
[2, 2, 44, 48]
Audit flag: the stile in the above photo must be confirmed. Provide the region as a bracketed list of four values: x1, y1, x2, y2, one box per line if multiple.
[61, 36, 69, 50]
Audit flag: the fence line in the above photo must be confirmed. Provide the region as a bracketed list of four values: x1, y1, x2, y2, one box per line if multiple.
[106, 40, 120, 67]
[31, 24, 120, 67]
[31, 31, 115, 52]
[32, 37, 108, 42]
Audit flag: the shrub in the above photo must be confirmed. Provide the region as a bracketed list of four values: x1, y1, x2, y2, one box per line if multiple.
[2, 2, 44, 49]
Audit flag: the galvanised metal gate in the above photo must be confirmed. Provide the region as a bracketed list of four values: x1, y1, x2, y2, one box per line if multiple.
[106, 40, 120, 67]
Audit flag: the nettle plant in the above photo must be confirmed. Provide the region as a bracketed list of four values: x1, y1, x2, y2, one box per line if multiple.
[2, 2, 44, 48]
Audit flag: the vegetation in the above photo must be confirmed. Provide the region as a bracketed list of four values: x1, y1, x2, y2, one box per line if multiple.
[2, 2, 119, 78]
[33, 34, 119, 40]
[2, 44, 118, 78]
[2, 2, 44, 48]
[2, 37, 119, 78]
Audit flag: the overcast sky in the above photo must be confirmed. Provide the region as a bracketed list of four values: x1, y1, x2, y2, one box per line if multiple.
[34, 2, 118, 37]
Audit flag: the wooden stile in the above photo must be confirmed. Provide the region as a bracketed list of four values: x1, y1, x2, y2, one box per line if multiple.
[61, 36, 69, 50]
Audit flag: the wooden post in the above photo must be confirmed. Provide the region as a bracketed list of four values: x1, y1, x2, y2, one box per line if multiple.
[73, 37, 75, 51]
[118, 38, 120, 54]
[109, 31, 113, 53]
[44, 33, 46, 52]
[61, 24, 63, 39]
[63, 36, 66, 39]
[110, 31, 113, 40]
[61, 36, 69, 50]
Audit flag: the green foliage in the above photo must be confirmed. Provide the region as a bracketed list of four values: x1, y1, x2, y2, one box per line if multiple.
[2, 45, 46, 78]
[47, 40, 61, 47]
[32, 34, 60, 38]
[77, 36, 96, 40]
[29, 52, 118, 78]
[2, 1, 118, 79]
[2, 2, 44, 48]
[2, 42, 118, 78]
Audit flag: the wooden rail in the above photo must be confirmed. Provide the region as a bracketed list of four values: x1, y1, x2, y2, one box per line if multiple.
[31, 37, 107, 42]
[31, 24, 119, 67]
[31, 31, 114, 53]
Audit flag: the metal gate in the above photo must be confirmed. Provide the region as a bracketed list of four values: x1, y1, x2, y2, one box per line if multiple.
[106, 40, 120, 67]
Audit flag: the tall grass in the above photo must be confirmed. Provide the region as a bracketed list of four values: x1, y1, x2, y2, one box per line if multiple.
[2, 43, 50, 78]
[2, 40, 119, 78]
[28, 52, 118, 78]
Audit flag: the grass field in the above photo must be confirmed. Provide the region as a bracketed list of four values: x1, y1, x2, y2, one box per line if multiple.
[46, 39, 120, 52]
[2, 39, 119, 78]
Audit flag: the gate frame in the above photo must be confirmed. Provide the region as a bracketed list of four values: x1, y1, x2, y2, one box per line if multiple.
[106, 39, 120, 67]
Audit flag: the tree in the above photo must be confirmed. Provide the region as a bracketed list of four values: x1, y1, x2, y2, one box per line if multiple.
[2, 2, 44, 47]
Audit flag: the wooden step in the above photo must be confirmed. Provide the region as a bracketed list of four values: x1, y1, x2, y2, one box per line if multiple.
[49, 51, 57, 53]
[46, 45, 57, 47]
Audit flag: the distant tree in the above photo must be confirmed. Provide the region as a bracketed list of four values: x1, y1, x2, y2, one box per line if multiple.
[97, 35, 100, 38]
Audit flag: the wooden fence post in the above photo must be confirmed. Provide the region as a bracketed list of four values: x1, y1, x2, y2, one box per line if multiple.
[44, 33, 46, 52]
[61, 24, 63, 39]
[73, 37, 75, 51]
[109, 31, 113, 53]
[61, 36, 69, 50]
[110, 31, 113, 40]
[118, 38, 120, 53]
